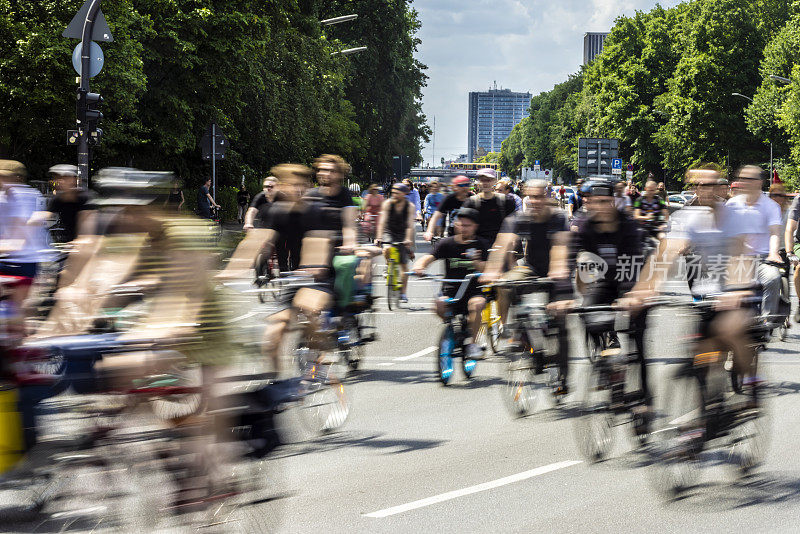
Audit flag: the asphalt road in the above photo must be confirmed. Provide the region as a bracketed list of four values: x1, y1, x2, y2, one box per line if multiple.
[260, 225, 800, 533]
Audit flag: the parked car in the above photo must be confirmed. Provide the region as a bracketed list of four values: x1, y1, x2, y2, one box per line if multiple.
[668, 195, 686, 205]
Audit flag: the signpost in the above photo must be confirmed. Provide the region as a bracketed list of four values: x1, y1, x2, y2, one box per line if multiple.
[63, 0, 113, 188]
[201, 123, 227, 199]
[578, 138, 619, 178]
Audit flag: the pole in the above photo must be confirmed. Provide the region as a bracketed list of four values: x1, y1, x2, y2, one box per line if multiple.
[211, 123, 216, 200]
[432, 116, 435, 168]
[770, 142, 773, 179]
[596, 140, 601, 175]
[77, 0, 102, 189]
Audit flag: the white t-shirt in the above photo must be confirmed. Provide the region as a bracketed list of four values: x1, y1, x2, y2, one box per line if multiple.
[0, 184, 52, 263]
[725, 192, 781, 256]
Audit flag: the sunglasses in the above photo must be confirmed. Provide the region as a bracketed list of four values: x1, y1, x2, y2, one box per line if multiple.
[456, 183, 470, 188]
[264, 184, 274, 189]
[770, 193, 787, 198]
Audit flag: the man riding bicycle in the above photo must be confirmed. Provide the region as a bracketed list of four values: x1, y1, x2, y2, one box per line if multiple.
[483, 179, 572, 393]
[413, 208, 488, 361]
[633, 179, 669, 240]
[422, 181, 445, 236]
[424, 175, 472, 241]
[375, 183, 416, 303]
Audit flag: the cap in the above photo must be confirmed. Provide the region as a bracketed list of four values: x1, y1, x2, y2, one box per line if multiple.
[392, 183, 410, 194]
[452, 175, 471, 186]
[476, 168, 497, 180]
[48, 164, 79, 177]
[455, 207, 480, 223]
[0, 160, 27, 177]
[581, 179, 614, 197]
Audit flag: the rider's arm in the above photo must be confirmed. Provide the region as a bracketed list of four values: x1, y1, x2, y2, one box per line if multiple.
[485, 231, 515, 278]
[375, 200, 390, 243]
[425, 211, 443, 238]
[412, 253, 436, 274]
[341, 205, 358, 250]
[785, 218, 797, 253]
[547, 231, 571, 280]
[405, 202, 416, 247]
[206, 191, 219, 208]
[243, 207, 258, 229]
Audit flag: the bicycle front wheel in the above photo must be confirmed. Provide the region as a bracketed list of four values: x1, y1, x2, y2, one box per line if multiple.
[574, 363, 615, 463]
[437, 326, 456, 385]
[298, 365, 349, 433]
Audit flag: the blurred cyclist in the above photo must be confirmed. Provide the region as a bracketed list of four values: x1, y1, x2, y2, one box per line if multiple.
[375, 183, 416, 303]
[425, 175, 472, 240]
[413, 208, 488, 360]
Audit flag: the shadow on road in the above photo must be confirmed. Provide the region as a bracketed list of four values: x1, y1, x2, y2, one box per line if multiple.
[664, 471, 800, 511]
[275, 432, 447, 458]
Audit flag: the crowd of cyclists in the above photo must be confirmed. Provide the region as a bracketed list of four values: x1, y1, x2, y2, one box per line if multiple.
[0, 152, 797, 526]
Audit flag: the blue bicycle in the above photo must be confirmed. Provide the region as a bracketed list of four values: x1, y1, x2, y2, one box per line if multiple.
[432, 273, 483, 385]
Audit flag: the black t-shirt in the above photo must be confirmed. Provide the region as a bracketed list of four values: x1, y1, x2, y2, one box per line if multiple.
[304, 187, 355, 234]
[264, 201, 327, 268]
[197, 185, 210, 210]
[503, 210, 568, 277]
[47, 190, 93, 243]
[237, 190, 250, 206]
[462, 193, 517, 242]
[250, 191, 271, 226]
[570, 212, 643, 294]
[432, 236, 489, 284]
[437, 193, 467, 233]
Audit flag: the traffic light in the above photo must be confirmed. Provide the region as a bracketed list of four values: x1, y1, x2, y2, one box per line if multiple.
[77, 89, 103, 145]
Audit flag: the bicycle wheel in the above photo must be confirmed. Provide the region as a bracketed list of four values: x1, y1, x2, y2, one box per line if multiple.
[255, 253, 269, 304]
[486, 300, 502, 353]
[574, 362, 615, 462]
[340, 315, 364, 372]
[649, 367, 704, 497]
[728, 404, 769, 476]
[437, 326, 456, 385]
[298, 364, 349, 433]
[502, 348, 536, 417]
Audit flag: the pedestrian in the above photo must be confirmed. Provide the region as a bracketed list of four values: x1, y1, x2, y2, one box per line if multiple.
[197, 177, 220, 219]
[656, 181, 668, 202]
[166, 179, 184, 212]
[236, 186, 251, 224]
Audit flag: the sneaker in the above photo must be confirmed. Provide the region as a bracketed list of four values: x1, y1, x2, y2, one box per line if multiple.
[465, 343, 484, 360]
[400, 294, 409, 303]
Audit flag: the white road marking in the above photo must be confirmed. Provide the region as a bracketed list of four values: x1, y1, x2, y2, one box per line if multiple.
[377, 362, 394, 367]
[363, 460, 583, 518]
[394, 346, 437, 362]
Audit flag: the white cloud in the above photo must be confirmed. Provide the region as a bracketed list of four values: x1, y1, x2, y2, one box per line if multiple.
[415, 0, 681, 165]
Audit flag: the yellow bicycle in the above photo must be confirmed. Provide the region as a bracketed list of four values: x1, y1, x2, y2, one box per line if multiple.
[475, 286, 502, 353]
[385, 242, 404, 310]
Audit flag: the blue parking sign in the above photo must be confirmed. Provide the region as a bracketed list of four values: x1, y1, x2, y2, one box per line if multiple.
[611, 158, 622, 170]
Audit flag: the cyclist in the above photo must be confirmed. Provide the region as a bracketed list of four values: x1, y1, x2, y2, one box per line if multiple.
[633, 179, 669, 239]
[413, 208, 488, 360]
[362, 183, 384, 241]
[222, 164, 332, 375]
[625, 168, 759, 403]
[196, 177, 220, 219]
[375, 183, 416, 303]
[496, 178, 523, 212]
[550, 179, 653, 409]
[307, 154, 358, 251]
[462, 168, 516, 244]
[41, 164, 94, 244]
[785, 189, 800, 322]
[566, 182, 584, 220]
[243, 176, 278, 231]
[726, 165, 783, 321]
[425, 175, 472, 240]
[483, 179, 572, 393]
[422, 181, 445, 235]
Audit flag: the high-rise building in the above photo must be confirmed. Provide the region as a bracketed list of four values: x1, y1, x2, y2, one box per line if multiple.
[467, 86, 531, 162]
[583, 32, 609, 65]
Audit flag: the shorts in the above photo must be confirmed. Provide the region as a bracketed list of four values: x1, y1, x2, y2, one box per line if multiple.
[793, 243, 800, 258]
[0, 261, 38, 285]
[274, 279, 334, 313]
[441, 281, 483, 316]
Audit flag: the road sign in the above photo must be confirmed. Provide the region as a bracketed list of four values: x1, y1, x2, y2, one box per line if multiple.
[626, 170, 633, 180]
[71, 41, 104, 78]
[611, 158, 622, 175]
[578, 138, 619, 177]
[533, 164, 541, 172]
[534, 160, 540, 166]
[66, 130, 79, 146]
[393, 155, 411, 178]
[201, 124, 227, 160]
[627, 163, 634, 172]
[63, 0, 114, 42]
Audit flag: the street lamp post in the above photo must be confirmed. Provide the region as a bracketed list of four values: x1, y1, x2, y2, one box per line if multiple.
[770, 74, 791, 85]
[731, 92, 773, 177]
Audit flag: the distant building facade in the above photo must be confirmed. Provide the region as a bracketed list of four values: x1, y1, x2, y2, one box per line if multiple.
[583, 32, 609, 65]
[467, 87, 531, 162]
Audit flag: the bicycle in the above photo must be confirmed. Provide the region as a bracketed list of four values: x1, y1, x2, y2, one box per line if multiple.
[254, 249, 280, 304]
[474, 286, 502, 354]
[649, 296, 770, 497]
[573, 303, 652, 462]
[382, 242, 405, 310]
[488, 278, 564, 417]
[421, 273, 483, 386]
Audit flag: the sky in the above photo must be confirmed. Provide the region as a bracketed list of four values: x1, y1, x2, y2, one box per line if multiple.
[414, 0, 681, 166]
